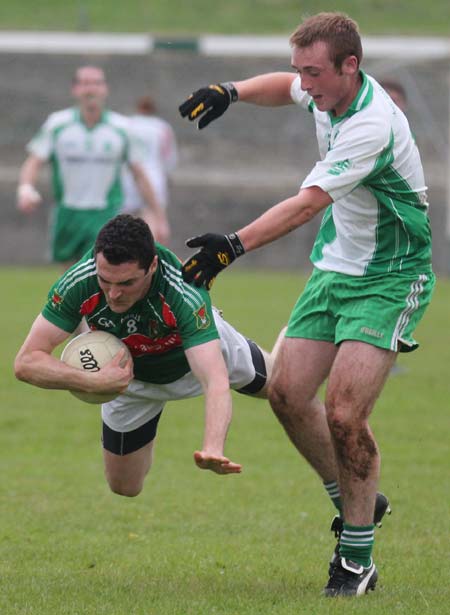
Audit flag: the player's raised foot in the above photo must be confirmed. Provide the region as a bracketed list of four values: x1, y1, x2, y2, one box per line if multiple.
[328, 492, 391, 574]
[324, 557, 378, 597]
[373, 492, 391, 527]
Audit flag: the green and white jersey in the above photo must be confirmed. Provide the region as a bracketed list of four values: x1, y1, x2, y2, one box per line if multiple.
[290, 71, 432, 276]
[28, 107, 143, 211]
[42, 244, 219, 384]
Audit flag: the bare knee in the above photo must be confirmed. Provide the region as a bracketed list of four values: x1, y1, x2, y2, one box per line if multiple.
[105, 467, 145, 498]
[268, 379, 290, 419]
[326, 396, 378, 478]
[103, 444, 153, 497]
[268, 379, 311, 432]
[326, 388, 370, 436]
[106, 473, 145, 497]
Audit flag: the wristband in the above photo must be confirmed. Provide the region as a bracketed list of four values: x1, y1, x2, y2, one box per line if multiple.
[17, 183, 41, 202]
[222, 82, 239, 103]
[226, 232, 245, 258]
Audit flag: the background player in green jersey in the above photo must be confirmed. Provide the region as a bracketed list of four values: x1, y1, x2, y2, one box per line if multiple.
[16, 66, 169, 270]
[178, 12, 435, 597]
[15, 215, 280, 495]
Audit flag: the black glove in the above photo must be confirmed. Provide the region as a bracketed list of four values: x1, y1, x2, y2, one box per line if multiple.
[178, 82, 238, 129]
[182, 233, 245, 289]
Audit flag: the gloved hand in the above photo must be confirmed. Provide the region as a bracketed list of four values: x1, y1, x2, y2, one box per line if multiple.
[178, 82, 238, 129]
[182, 232, 245, 290]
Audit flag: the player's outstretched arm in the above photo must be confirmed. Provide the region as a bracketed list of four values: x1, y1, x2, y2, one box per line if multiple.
[185, 340, 242, 475]
[182, 187, 333, 290]
[178, 73, 295, 129]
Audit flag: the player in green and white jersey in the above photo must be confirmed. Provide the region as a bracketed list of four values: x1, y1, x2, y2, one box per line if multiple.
[15, 215, 278, 496]
[16, 66, 169, 269]
[178, 12, 435, 598]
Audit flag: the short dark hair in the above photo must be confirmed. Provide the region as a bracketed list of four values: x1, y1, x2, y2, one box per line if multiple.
[136, 95, 157, 115]
[290, 12, 362, 70]
[94, 214, 156, 271]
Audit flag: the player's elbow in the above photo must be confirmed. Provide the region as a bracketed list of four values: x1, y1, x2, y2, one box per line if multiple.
[14, 353, 32, 383]
[301, 205, 319, 224]
[206, 373, 230, 396]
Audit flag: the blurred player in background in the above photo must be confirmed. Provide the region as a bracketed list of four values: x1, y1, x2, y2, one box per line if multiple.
[121, 95, 178, 235]
[379, 79, 408, 113]
[179, 12, 434, 598]
[16, 66, 169, 271]
[15, 214, 281, 495]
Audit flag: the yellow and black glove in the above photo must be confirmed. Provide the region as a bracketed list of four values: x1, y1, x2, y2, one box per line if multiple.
[178, 82, 239, 129]
[182, 233, 245, 290]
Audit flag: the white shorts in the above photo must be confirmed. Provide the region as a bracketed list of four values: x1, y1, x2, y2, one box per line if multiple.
[102, 310, 266, 433]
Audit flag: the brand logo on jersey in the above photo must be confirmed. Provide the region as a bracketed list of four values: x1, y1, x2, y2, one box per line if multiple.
[97, 316, 115, 328]
[123, 332, 182, 357]
[194, 304, 210, 329]
[328, 158, 352, 176]
[51, 290, 64, 309]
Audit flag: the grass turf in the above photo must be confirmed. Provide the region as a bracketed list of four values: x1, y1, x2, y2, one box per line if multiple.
[1, 1, 449, 36]
[1, 267, 449, 614]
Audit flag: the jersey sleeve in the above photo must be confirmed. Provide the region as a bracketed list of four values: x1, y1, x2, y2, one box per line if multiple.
[156, 250, 220, 350]
[26, 115, 54, 160]
[301, 114, 392, 201]
[125, 123, 147, 166]
[290, 76, 313, 110]
[160, 122, 178, 173]
[176, 283, 220, 350]
[41, 280, 83, 333]
[41, 255, 98, 332]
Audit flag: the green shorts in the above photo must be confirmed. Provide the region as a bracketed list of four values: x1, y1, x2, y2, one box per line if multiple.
[286, 267, 435, 353]
[50, 206, 118, 263]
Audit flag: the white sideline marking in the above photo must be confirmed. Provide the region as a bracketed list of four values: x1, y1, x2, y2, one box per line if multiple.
[0, 31, 152, 54]
[0, 31, 448, 59]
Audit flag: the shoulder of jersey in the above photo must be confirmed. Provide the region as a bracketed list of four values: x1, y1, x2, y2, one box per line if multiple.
[45, 107, 77, 129]
[105, 110, 131, 129]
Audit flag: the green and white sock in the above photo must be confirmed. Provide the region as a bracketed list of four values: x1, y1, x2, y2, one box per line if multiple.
[324, 480, 342, 514]
[339, 523, 375, 568]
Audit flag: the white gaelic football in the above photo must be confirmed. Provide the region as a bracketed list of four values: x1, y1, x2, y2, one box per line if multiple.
[61, 330, 132, 404]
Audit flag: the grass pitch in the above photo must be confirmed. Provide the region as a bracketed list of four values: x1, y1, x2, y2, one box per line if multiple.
[1, 267, 449, 614]
[1, 0, 450, 35]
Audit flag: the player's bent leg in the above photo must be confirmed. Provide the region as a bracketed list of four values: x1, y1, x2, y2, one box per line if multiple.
[248, 346, 272, 399]
[232, 327, 288, 400]
[270, 326, 287, 362]
[325, 341, 397, 525]
[103, 441, 155, 497]
[102, 412, 162, 497]
[251, 326, 288, 399]
[268, 337, 339, 481]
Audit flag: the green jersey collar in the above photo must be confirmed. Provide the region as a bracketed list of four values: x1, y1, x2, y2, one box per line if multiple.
[74, 107, 108, 129]
[328, 70, 373, 126]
